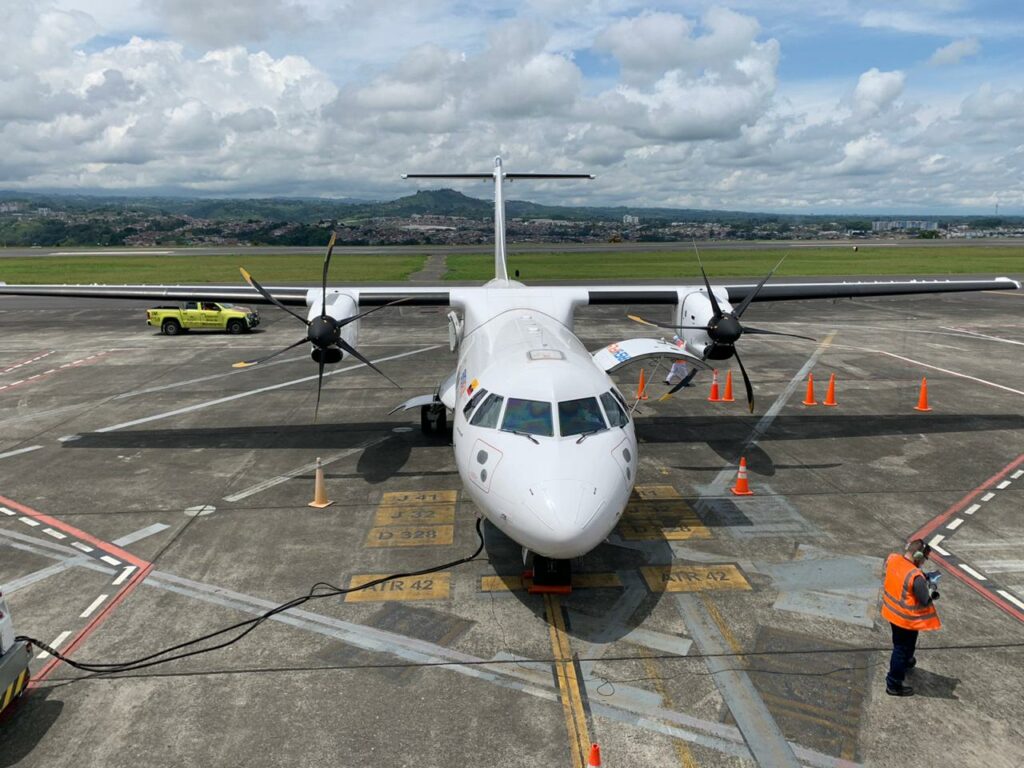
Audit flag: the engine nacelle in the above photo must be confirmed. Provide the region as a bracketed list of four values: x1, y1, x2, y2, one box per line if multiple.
[305, 289, 359, 363]
[674, 286, 736, 358]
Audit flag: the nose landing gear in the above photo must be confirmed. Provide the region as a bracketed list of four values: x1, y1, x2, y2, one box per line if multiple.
[524, 553, 573, 595]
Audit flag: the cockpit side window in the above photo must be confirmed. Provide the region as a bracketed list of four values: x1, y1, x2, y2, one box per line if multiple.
[463, 388, 488, 419]
[501, 398, 554, 437]
[611, 388, 629, 411]
[600, 391, 629, 427]
[470, 393, 504, 428]
[558, 397, 607, 437]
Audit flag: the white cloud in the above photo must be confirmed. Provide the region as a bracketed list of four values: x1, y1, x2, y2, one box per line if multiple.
[928, 37, 980, 66]
[852, 68, 904, 116]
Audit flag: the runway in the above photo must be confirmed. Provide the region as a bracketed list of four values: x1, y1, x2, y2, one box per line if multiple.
[1, 286, 1022, 767]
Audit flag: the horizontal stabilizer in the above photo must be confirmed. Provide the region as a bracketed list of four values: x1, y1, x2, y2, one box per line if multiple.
[592, 338, 710, 374]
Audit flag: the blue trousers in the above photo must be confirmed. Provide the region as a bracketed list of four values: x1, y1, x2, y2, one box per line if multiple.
[886, 622, 919, 688]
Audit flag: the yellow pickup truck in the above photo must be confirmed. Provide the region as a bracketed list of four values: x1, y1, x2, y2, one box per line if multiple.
[147, 301, 260, 335]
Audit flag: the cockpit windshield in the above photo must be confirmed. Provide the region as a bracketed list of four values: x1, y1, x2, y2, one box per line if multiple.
[501, 398, 554, 437]
[558, 397, 607, 437]
[470, 393, 504, 428]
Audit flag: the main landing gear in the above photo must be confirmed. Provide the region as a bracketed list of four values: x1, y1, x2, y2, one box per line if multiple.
[420, 402, 447, 435]
[523, 551, 573, 594]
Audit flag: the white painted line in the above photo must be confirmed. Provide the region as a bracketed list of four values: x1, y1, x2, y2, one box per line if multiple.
[113, 355, 310, 399]
[80, 593, 110, 618]
[1013, 470, 1024, 480]
[112, 523, 169, 547]
[49, 250, 175, 256]
[112, 565, 137, 586]
[964, 504, 981, 515]
[58, 434, 81, 443]
[222, 438, 388, 502]
[997, 590, 1024, 611]
[0, 506, 15, 516]
[997, 480, 1011, 490]
[875, 350, 1024, 396]
[99, 555, 122, 567]
[941, 326, 1024, 347]
[37, 630, 72, 659]
[96, 345, 442, 433]
[947, 518, 964, 531]
[982, 492, 995, 502]
[929, 535, 949, 556]
[71, 541, 94, 553]
[43, 527, 67, 540]
[0, 445, 43, 460]
[958, 564, 987, 581]
[19, 516, 40, 527]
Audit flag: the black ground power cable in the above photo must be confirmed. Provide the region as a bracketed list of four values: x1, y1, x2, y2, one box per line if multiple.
[16, 517, 485, 677]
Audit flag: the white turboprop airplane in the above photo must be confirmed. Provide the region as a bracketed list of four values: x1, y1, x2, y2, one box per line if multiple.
[1, 156, 1019, 589]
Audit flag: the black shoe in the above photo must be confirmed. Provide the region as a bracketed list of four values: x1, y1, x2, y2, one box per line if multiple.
[886, 684, 914, 697]
[907, 657, 917, 670]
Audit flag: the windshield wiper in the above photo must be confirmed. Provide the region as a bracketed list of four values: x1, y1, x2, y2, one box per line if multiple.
[575, 429, 603, 444]
[509, 429, 540, 445]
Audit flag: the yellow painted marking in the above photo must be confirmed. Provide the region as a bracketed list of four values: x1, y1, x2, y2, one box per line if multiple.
[480, 572, 622, 592]
[344, 573, 450, 602]
[365, 524, 454, 547]
[374, 505, 455, 526]
[661, 524, 712, 541]
[545, 594, 590, 768]
[760, 693, 859, 736]
[642, 565, 751, 593]
[625, 498, 691, 516]
[380, 490, 457, 506]
[634, 484, 682, 500]
[700, 593, 744, 656]
[620, 495, 711, 541]
[2, 683, 12, 710]
[640, 650, 700, 768]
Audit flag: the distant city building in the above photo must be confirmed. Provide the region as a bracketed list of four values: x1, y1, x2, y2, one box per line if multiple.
[622, 214, 640, 225]
[872, 220, 939, 232]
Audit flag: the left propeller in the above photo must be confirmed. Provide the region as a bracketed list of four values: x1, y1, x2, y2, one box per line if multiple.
[233, 232, 405, 419]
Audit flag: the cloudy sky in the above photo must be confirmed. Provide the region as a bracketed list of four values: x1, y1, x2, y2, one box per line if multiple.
[2, 1, 1022, 213]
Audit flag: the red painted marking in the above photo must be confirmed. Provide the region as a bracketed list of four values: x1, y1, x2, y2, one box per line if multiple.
[0, 350, 53, 375]
[910, 453, 1024, 625]
[0, 351, 112, 392]
[0, 495, 153, 684]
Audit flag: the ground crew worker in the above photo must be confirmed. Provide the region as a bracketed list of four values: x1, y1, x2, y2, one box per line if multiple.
[880, 539, 941, 696]
[664, 336, 693, 387]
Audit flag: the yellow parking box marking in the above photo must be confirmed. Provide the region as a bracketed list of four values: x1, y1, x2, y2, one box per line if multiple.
[345, 573, 450, 602]
[380, 490, 457, 506]
[480, 572, 622, 592]
[661, 521, 712, 541]
[374, 505, 455, 526]
[365, 524, 454, 547]
[642, 564, 751, 593]
[634, 484, 682, 500]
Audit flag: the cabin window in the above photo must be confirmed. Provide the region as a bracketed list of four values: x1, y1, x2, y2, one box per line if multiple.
[558, 397, 607, 437]
[600, 391, 629, 427]
[501, 398, 554, 437]
[463, 388, 488, 419]
[470, 393, 504, 428]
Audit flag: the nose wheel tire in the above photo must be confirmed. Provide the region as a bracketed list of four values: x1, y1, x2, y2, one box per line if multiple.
[527, 554, 572, 594]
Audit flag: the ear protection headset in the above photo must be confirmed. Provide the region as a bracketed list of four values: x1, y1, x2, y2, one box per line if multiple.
[905, 539, 931, 563]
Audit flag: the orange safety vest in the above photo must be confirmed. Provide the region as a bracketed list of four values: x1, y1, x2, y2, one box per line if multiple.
[880, 554, 941, 631]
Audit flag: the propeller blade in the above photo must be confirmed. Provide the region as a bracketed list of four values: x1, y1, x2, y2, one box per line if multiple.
[321, 232, 337, 319]
[239, 267, 309, 326]
[232, 337, 308, 368]
[733, 254, 787, 318]
[314, 355, 326, 422]
[335, 297, 408, 328]
[732, 349, 755, 414]
[627, 314, 710, 331]
[692, 240, 722, 318]
[742, 326, 816, 341]
[337, 339, 402, 388]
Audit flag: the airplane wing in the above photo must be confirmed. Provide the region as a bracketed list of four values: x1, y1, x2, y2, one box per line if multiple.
[0, 283, 452, 307]
[586, 276, 1021, 305]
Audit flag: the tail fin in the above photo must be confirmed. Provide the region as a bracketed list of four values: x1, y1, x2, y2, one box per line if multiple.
[404, 157, 592, 282]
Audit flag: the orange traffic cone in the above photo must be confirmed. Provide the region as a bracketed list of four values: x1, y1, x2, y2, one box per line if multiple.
[731, 457, 754, 496]
[822, 373, 838, 407]
[722, 371, 735, 402]
[802, 373, 818, 406]
[914, 377, 932, 412]
[587, 744, 602, 767]
[707, 369, 721, 402]
[308, 457, 334, 508]
[637, 368, 649, 401]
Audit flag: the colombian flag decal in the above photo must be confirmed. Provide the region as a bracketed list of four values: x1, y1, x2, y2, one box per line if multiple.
[466, 378, 479, 396]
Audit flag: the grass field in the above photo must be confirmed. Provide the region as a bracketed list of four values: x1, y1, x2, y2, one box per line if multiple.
[445, 246, 1024, 281]
[0, 252, 427, 284]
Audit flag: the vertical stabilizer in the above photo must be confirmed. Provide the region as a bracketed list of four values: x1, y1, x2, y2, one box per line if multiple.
[403, 158, 593, 283]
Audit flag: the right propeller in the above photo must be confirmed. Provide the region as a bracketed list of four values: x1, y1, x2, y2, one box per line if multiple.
[630, 251, 814, 412]
[233, 232, 403, 419]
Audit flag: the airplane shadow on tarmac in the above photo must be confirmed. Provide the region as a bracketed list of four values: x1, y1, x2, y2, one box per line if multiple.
[0, 687, 64, 768]
[636, 413, 1024, 476]
[481, 519, 661, 643]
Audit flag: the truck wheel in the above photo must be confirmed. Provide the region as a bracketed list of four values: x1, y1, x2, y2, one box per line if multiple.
[162, 319, 182, 336]
[226, 319, 245, 335]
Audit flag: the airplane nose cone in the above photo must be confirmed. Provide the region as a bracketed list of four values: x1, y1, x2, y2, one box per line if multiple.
[525, 479, 608, 558]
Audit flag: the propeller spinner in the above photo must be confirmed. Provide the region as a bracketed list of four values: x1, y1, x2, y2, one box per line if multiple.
[234, 233, 404, 419]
